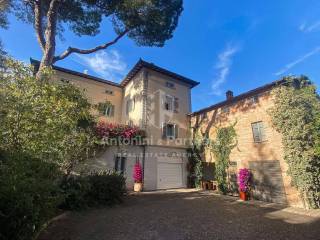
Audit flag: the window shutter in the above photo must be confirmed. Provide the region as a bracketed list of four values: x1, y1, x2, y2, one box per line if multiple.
[120, 157, 126, 174]
[110, 105, 115, 117]
[115, 156, 120, 171]
[259, 122, 266, 141]
[161, 95, 165, 109]
[162, 123, 167, 139]
[126, 100, 129, 115]
[174, 97, 179, 113]
[174, 124, 179, 139]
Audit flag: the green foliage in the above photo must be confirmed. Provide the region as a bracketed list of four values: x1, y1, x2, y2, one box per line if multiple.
[12, 0, 183, 46]
[187, 147, 203, 188]
[210, 125, 237, 194]
[0, 151, 63, 240]
[60, 171, 126, 210]
[0, 59, 95, 173]
[270, 76, 320, 208]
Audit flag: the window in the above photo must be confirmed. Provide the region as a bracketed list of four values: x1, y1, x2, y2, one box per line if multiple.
[162, 123, 178, 139]
[249, 95, 259, 104]
[115, 156, 126, 174]
[126, 98, 135, 115]
[105, 105, 114, 117]
[221, 106, 230, 114]
[164, 95, 174, 111]
[166, 81, 175, 89]
[201, 112, 207, 120]
[105, 89, 114, 95]
[251, 121, 266, 142]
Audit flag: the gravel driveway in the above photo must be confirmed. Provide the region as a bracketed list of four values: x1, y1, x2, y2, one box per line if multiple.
[38, 190, 320, 240]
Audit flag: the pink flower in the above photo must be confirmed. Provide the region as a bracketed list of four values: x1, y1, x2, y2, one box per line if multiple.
[133, 163, 143, 183]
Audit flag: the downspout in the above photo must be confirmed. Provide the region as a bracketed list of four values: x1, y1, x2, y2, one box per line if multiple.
[141, 69, 149, 186]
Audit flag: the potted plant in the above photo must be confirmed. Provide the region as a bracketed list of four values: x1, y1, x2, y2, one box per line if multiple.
[238, 168, 251, 201]
[133, 162, 143, 192]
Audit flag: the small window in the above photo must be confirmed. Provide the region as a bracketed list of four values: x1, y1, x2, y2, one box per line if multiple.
[105, 89, 114, 95]
[105, 105, 114, 117]
[251, 121, 266, 143]
[166, 81, 175, 89]
[249, 95, 259, 104]
[221, 106, 230, 114]
[201, 112, 207, 120]
[162, 123, 178, 139]
[164, 95, 174, 111]
[115, 156, 126, 174]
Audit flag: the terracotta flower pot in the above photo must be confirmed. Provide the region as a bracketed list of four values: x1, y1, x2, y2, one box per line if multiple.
[134, 182, 143, 192]
[239, 191, 248, 201]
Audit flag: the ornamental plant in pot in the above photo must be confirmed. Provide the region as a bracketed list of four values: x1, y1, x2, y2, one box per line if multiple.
[238, 168, 251, 201]
[133, 163, 143, 192]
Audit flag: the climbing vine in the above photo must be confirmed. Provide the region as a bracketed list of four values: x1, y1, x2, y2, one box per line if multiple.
[269, 76, 320, 209]
[210, 124, 237, 194]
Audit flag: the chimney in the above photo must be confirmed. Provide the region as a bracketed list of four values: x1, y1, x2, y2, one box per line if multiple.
[226, 90, 233, 100]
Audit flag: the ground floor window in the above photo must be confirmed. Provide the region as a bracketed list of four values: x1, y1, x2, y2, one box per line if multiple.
[115, 156, 126, 174]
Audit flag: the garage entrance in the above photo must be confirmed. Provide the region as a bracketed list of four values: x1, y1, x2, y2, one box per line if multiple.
[157, 157, 183, 189]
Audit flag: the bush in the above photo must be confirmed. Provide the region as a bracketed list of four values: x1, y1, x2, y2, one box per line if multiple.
[0, 152, 62, 240]
[60, 171, 126, 210]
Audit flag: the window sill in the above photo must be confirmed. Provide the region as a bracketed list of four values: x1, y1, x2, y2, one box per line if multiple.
[253, 140, 268, 144]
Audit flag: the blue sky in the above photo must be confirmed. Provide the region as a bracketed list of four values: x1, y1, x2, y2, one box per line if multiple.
[1, 0, 320, 111]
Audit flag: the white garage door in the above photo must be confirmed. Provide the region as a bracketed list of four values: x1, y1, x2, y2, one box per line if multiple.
[157, 162, 183, 189]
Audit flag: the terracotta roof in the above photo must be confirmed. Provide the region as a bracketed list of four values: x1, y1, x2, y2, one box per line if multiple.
[30, 58, 122, 88]
[120, 59, 199, 88]
[190, 79, 287, 116]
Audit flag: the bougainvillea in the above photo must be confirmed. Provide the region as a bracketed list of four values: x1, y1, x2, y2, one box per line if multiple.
[95, 121, 146, 145]
[133, 163, 143, 183]
[238, 168, 251, 193]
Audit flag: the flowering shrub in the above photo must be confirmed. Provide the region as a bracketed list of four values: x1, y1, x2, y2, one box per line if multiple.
[238, 168, 251, 193]
[95, 121, 146, 143]
[133, 163, 143, 183]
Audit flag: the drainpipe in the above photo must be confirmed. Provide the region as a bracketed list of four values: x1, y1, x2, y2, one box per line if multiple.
[142, 145, 146, 187]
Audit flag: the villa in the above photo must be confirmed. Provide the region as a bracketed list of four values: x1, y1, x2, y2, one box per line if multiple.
[31, 58, 303, 208]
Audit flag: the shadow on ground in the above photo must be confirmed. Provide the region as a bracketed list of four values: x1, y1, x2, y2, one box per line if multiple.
[38, 190, 320, 240]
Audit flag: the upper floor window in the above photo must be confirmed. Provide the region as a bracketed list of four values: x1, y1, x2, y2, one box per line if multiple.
[162, 123, 178, 139]
[166, 81, 175, 89]
[251, 121, 266, 143]
[104, 105, 115, 117]
[164, 95, 174, 111]
[201, 112, 207, 120]
[105, 89, 114, 95]
[126, 98, 135, 115]
[163, 95, 179, 113]
[249, 95, 259, 104]
[221, 106, 230, 114]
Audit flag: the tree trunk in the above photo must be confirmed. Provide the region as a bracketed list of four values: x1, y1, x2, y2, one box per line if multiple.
[37, 0, 59, 77]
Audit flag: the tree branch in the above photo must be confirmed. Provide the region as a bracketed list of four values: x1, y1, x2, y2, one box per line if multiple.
[34, 0, 46, 51]
[53, 29, 129, 63]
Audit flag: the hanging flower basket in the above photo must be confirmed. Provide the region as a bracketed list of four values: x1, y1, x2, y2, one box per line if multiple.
[238, 168, 251, 201]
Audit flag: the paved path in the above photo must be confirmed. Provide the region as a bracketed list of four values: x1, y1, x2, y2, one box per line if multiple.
[38, 190, 320, 240]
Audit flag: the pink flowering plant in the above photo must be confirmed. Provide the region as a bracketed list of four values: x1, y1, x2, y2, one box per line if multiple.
[94, 121, 146, 145]
[238, 168, 251, 193]
[133, 163, 143, 183]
